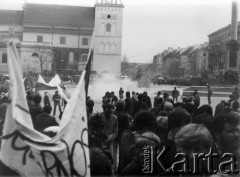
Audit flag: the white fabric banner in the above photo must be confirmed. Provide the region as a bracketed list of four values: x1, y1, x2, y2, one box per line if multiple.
[48, 74, 62, 87]
[0, 41, 90, 177]
[37, 74, 48, 85]
[57, 85, 70, 102]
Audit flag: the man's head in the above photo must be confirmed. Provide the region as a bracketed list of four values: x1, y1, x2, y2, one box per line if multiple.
[33, 94, 42, 105]
[211, 112, 240, 153]
[163, 101, 173, 115]
[44, 91, 48, 95]
[43, 105, 52, 114]
[175, 124, 213, 157]
[138, 93, 144, 102]
[157, 91, 161, 96]
[174, 87, 176, 90]
[132, 91, 135, 96]
[55, 91, 58, 94]
[115, 101, 125, 112]
[168, 108, 191, 130]
[163, 92, 169, 100]
[103, 103, 114, 118]
[126, 91, 130, 98]
[229, 94, 234, 101]
[133, 111, 156, 132]
[89, 113, 105, 133]
[111, 91, 114, 96]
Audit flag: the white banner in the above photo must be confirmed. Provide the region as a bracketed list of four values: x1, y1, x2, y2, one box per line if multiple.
[0, 41, 90, 177]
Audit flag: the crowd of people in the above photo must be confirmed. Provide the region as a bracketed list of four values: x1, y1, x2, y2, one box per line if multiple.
[88, 87, 240, 176]
[0, 85, 240, 177]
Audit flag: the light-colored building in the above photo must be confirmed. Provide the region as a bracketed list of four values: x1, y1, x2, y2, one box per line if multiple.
[0, 10, 23, 75]
[0, 0, 124, 75]
[208, 23, 240, 75]
[93, 1, 124, 74]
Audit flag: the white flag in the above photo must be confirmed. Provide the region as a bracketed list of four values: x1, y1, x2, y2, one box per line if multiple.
[0, 41, 90, 177]
[37, 74, 48, 85]
[57, 85, 70, 102]
[48, 74, 62, 87]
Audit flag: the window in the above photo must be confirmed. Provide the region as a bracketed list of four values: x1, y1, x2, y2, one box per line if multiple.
[60, 37, 66, 44]
[2, 54, 7, 64]
[82, 38, 88, 45]
[106, 23, 111, 32]
[81, 54, 88, 63]
[37, 35, 43, 42]
[105, 43, 110, 54]
[99, 43, 104, 54]
[100, 23, 105, 35]
[110, 43, 116, 54]
[69, 51, 74, 65]
[111, 24, 116, 36]
[32, 53, 39, 57]
[203, 53, 206, 56]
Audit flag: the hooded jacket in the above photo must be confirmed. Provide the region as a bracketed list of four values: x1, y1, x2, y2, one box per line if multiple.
[118, 131, 160, 176]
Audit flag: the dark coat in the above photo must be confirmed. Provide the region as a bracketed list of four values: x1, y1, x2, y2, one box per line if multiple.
[113, 111, 130, 142]
[118, 131, 160, 176]
[30, 104, 43, 128]
[35, 112, 59, 132]
[125, 98, 133, 116]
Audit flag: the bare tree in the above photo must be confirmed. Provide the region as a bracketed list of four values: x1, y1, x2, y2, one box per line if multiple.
[32, 45, 54, 73]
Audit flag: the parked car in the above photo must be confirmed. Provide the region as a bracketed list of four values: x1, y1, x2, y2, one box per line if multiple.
[152, 75, 166, 85]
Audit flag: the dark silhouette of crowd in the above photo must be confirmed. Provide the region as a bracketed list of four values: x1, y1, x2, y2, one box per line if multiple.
[87, 87, 240, 177]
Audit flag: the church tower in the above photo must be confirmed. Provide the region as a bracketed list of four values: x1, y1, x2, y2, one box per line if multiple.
[93, 0, 124, 75]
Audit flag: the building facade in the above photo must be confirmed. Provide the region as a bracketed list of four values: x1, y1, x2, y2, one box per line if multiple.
[0, 0, 124, 75]
[208, 23, 240, 75]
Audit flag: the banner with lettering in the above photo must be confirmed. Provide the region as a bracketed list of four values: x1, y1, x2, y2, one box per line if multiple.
[0, 41, 90, 177]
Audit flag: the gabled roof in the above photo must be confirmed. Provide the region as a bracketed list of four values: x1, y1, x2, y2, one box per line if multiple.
[23, 3, 95, 28]
[0, 10, 24, 25]
[181, 46, 193, 56]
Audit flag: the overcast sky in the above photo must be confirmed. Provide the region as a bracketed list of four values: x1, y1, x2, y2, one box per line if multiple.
[0, 0, 237, 63]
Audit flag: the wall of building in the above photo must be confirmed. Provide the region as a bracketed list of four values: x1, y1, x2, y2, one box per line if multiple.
[94, 3, 123, 75]
[23, 32, 92, 49]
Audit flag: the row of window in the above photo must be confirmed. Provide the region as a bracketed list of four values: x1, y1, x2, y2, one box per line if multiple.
[98, 43, 116, 54]
[209, 33, 230, 45]
[31, 51, 88, 63]
[37, 36, 89, 45]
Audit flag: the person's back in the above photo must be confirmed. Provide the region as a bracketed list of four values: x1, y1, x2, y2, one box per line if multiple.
[154, 91, 161, 107]
[118, 111, 159, 176]
[30, 94, 43, 128]
[125, 91, 132, 116]
[113, 102, 131, 143]
[232, 87, 239, 101]
[35, 105, 59, 133]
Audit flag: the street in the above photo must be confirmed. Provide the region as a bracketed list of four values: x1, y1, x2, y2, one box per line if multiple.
[41, 79, 227, 118]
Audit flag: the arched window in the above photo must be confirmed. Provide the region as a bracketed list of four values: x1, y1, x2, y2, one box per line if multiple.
[68, 51, 74, 65]
[2, 54, 7, 64]
[111, 24, 116, 36]
[32, 53, 39, 57]
[105, 43, 110, 54]
[81, 54, 88, 63]
[106, 23, 111, 32]
[100, 23, 105, 35]
[99, 43, 104, 54]
[110, 43, 116, 54]
[106, 23, 111, 36]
